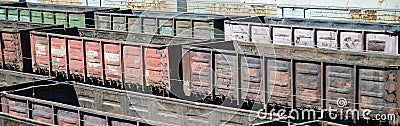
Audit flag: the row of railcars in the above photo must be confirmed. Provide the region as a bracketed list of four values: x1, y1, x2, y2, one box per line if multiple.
[0, 2, 117, 27]
[0, 2, 234, 40]
[0, 3, 400, 125]
[181, 41, 400, 124]
[225, 17, 400, 54]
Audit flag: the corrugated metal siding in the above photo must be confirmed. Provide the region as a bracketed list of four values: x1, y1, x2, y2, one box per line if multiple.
[21, 0, 400, 23]
[127, 0, 177, 11]
[86, 0, 101, 6]
[26, 0, 85, 6]
[295, 62, 321, 109]
[226, 20, 400, 54]
[0, 0, 19, 2]
[187, 1, 277, 16]
[278, 7, 400, 23]
[188, 0, 399, 9]
[103, 0, 127, 9]
[26, 0, 118, 8]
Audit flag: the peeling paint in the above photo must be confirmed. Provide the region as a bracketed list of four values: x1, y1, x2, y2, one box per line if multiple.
[35, 44, 47, 56]
[107, 65, 119, 75]
[340, 32, 363, 51]
[87, 50, 99, 59]
[251, 26, 270, 43]
[273, 28, 292, 45]
[105, 52, 119, 62]
[88, 62, 101, 68]
[317, 30, 337, 49]
[294, 29, 314, 47]
[51, 47, 66, 56]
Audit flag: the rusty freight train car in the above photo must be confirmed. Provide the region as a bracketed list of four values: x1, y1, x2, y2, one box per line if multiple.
[225, 17, 400, 54]
[180, 41, 400, 124]
[94, 9, 239, 40]
[0, 20, 62, 72]
[0, 76, 151, 126]
[0, 77, 347, 126]
[0, 2, 117, 27]
[30, 28, 210, 94]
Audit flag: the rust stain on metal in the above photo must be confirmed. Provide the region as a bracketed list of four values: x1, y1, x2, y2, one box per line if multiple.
[68, 39, 85, 81]
[349, 9, 361, 20]
[364, 10, 377, 21]
[241, 56, 263, 105]
[57, 109, 79, 125]
[86, 41, 102, 85]
[2, 32, 23, 71]
[83, 115, 106, 126]
[104, 44, 122, 87]
[51, 37, 67, 77]
[296, 62, 321, 109]
[123, 46, 143, 91]
[268, 60, 292, 107]
[32, 104, 53, 124]
[215, 53, 236, 103]
[145, 48, 170, 89]
[184, 51, 212, 97]
[32, 35, 50, 74]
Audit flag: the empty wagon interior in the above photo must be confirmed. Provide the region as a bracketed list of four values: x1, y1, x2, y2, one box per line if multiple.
[40, 28, 209, 45]
[0, 2, 115, 12]
[0, 69, 50, 88]
[10, 83, 80, 106]
[0, 20, 61, 31]
[95, 10, 231, 39]
[264, 17, 400, 31]
[98, 9, 230, 20]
